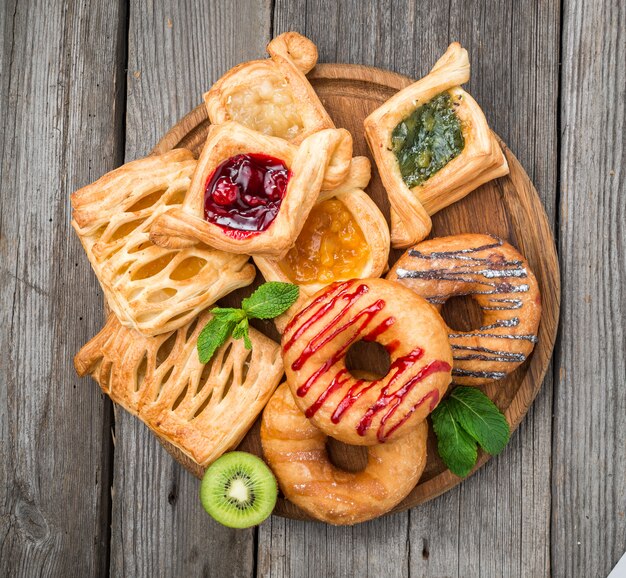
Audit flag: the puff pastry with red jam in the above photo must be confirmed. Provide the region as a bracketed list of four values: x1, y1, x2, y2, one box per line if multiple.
[150, 121, 353, 259]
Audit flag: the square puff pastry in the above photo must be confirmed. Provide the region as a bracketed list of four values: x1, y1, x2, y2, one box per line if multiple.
[254, 156, 390, 331]
[149, 121, 353, 259]
[71, 150, 255, 336]
[204, 31, 333, 144]
[364, 42, 509, 248]
[74, 312, 283, 468]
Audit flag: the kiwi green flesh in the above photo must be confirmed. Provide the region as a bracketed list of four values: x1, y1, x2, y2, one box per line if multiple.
[200, 451, 277, 529]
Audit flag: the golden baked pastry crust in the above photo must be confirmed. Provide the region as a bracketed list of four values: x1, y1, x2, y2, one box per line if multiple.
[281, 278, 452, 445]
[149, 122, 353, 259]
[387, 234, 541, 385]
[364, 43, 509, 248]
[254, 156, 390, 331]
[261, 382, 428, 525]
[204, 32, 333, 144]
[71, 149, 255, 336]
[75, 312, 283, 467]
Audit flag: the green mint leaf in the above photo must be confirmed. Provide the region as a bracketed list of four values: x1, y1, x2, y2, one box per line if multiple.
[448, 387, 510, 455]
[210, 307, 246, 323]
[241, 282, 299, 319]
[431, 401, 477, 478]
[197, 317, 237, 364]
[232, 318, 252, 350]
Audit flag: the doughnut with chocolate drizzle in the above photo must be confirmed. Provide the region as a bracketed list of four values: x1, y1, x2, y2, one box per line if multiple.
[387, 234, 541, 385]
[281, 278, 452, 446]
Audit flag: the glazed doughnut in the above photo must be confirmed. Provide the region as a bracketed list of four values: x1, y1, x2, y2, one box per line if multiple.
[387, 234, 541, 385]
[282, 278, 452, 445]
[261, 383, 428, 525]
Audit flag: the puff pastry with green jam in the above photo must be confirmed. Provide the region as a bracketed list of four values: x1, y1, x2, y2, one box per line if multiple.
[364, 43, 509, 248]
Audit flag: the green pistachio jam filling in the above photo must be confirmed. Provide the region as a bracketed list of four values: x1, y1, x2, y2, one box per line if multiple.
[391, 92, 465, 188]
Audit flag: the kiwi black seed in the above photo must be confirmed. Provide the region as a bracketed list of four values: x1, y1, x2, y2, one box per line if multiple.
[200, 451, 277, 528]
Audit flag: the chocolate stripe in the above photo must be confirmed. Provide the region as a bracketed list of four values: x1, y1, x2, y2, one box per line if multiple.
[451, 344, 527, 363]
[407, 238, 503, 259]
[483, 298, 524, 310]
[449, 332, 538, 343]
[452, 368, 508, 379]
[396, 267, 527, 281]
[480, 317, 520, 330]
[453, 353, 526, 362]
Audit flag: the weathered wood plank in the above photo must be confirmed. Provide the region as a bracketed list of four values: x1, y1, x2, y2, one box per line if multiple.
[0, 0, 123, 575]
[261, 1, 558, 576]
[553, 0, 626, 575]
[108, 1, 271, 576]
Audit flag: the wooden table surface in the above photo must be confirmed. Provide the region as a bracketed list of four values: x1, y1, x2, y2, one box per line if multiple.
[0, 1, 624, 577]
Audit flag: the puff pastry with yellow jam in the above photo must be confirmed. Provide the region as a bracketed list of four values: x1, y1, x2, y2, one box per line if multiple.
[70, 150, 255, 337]
[74, 312, 283, 468]
[364, 43, 509, 248]
[204, 32, 333, 144]
[150, 122, 353, 259]
[254, 157, 390, 330]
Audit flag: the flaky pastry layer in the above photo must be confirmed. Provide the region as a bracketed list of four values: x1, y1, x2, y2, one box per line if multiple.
[75, 312, 283, 467]
[71, 150, 255, 336]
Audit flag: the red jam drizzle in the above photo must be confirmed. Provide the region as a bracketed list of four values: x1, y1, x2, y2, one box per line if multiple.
[204, 153, 290, 238]
[284, 280, 452, 442]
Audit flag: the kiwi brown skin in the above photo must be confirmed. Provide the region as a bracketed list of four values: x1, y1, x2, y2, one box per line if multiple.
[200, 451, 277, 528]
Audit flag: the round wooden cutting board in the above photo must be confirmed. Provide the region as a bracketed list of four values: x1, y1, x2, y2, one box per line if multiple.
[150, 64, 560, 521]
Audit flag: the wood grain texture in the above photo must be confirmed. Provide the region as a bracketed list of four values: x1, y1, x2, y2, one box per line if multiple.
[107, 1, 271, 577]
[0, 0, 123, 576]
[263, 1, 560, 576]
[553, 0, 626, 576]
[151, 66, 560, 525]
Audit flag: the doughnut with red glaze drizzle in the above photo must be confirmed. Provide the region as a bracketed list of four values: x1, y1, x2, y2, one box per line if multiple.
[281, 278, 452, 445]
[387, 234, 541, 385]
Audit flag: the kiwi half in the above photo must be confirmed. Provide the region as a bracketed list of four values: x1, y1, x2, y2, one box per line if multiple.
[200, 451, 277, 528]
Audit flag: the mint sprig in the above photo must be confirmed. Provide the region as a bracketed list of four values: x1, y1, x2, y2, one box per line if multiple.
[431, 387, 510, 478]
[241, 282, 300, 319]
[197, 282, 299, 364]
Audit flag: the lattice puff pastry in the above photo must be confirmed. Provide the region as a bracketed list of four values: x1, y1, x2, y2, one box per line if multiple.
[254, 157, 390, 331]
[74, 312, 283, 467]
[150, 122, 352, 259]
[364, 43, 509, 248]
[71, 150, 255, 337]
[204, 31, 333, 144]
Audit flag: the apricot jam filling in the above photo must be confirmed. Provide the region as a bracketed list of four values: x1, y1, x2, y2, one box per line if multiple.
[204, 153, 290, 238]
[280, 199, 370, 284]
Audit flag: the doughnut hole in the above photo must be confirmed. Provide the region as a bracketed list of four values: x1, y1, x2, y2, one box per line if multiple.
[440, 295, 483, 332]
[345, 340, 391, 380]
[326, 438, 368, 472]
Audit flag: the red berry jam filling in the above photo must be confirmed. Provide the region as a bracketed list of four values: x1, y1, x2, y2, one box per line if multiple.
[204, 153, 290, 238]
